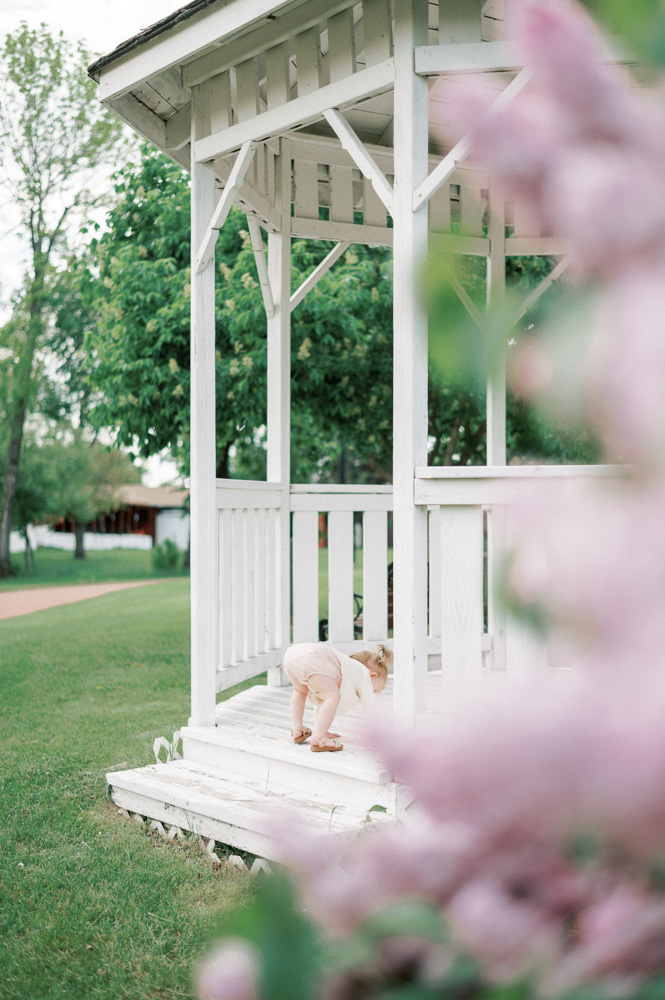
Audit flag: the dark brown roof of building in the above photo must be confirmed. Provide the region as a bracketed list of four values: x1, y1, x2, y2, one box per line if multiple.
[88, 0, 222, 80]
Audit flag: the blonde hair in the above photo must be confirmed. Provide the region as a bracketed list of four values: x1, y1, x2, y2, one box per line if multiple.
[349, 643, 392, 681]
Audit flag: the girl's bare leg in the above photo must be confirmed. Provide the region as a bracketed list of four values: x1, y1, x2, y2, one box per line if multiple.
[308, 674, 341, 747]
[289, 678, 309, 733]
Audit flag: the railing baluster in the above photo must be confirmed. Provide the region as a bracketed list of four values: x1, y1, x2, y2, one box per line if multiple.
[362, 509, 388, 640]
[328, 510, 354, 642]
[292, 510, 320, 641]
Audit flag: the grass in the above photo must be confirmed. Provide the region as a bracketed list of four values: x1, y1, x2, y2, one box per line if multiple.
[0, 580, 255, 1000]
[0, 547, 189, 590]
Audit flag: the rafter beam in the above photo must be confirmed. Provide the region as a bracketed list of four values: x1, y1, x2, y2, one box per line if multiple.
[194, 140, 257, 274]
[195, 58, 395, 163]
[323, 108, 394, 216]
[290, 241, 350, 312]
[415, 37, 633, 76]
[165, 103, 191, 151]
[413, 68, 532, 212]
[247, 216, 275, 319]
[510, 256, 570, 326]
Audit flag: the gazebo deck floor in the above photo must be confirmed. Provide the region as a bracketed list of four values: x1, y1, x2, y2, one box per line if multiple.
[107, 672, 445, 859]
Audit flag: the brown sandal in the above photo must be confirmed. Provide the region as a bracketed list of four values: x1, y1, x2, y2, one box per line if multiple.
[291, 727, 312, 744]
[311, 737, 343, 752]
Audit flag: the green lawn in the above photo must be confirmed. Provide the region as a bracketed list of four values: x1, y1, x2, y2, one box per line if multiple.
[0, 580, 254, 1000]
[0, 547, 188, 590]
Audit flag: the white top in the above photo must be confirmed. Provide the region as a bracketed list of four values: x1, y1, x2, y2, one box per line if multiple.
[335, 651, 376, 716]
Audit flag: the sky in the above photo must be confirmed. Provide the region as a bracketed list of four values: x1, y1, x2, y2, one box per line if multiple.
[1, 1, 184, 486]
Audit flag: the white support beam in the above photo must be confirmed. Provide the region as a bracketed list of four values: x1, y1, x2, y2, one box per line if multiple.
[291, 216, 393, 246]
[247, 216, 275, 319]
[290, 241, 350, 312]
[413, 68, 532, 212]
[486, 190, 506, 466]
[510, 257, 570, 327]
[194, 140, 257, 274]
[323, 108, 394, 216]
[415, 38, 632, 76]
[189, 81, 218, 728]
[195, 58, 395, 163]
[107, 94, 188, 172]
[392, 0, 430, 727]
[214, 158, 280, 233]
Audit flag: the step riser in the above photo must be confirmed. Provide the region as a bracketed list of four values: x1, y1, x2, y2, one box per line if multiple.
[110, 785, 274, 858]
[182, 735, 395, 812]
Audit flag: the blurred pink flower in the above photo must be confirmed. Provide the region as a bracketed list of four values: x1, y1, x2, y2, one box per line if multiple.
[195, 939, 260, 1000]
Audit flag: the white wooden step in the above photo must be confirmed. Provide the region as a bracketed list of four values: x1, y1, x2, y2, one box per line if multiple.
[108, 759, 388, 859]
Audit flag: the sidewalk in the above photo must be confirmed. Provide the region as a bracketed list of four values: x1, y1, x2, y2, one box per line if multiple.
[0, 580, 165, 621]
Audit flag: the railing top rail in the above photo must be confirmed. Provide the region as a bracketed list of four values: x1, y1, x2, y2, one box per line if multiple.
[215, 478, 288, 491]
[290, 483, 393, 493]
[416, 464, 623, 480]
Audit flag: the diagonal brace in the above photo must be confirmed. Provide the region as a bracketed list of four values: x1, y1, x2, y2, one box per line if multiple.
[195, 140, 257, 273]
[290, 241, 350, 312]
[323, 108, 394, 217]
[413, 67, 533, 212]
[510, 256, 570, 327]
[247, 215, 275, 319]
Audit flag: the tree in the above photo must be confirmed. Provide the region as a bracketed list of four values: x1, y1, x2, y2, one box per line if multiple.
[0, 23, 124, 576]
[44, 433, 139, 559]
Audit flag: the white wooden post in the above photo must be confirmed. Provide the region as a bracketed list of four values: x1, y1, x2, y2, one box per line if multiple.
[486, 189, 507, 670]
[190, 80, 218, 727]
[267, 142, 292, 684]
[392, 0, 430, 726]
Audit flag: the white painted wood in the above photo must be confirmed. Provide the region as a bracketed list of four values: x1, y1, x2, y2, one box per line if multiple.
[328, 7, 356, 82]
[219, 508, 233, 669]
[414, 466, 619, 506]
[486, 504, 506, 672]
[430, 232, 489, 256]
[107, 95, 190, 172]
[247, 216, 276, 319]
[244, 508, 257, 660]
[439, 0, 482, 43]
[291, 483, 394, 493]
[439, 505, 484, 713]
[330, 165, 355, 223]
[460, 186, 485, 236]
[255, 507, 267, 655]
[295, 27, 322, 96]
[415, 40, 518, 74]
[392, 0, 430, 727]
[190, 80, 218, 728]
[231, 508, 246, 665]
[504, 612, 549, 680]
[486, 189, 506, 465]
[416, 464, 618, 480]
[362, 0, 393, 65]
[362, 510, 388, 639]
[216, 477, 285, 491]
[449, 271, 485, 330]
[165, 103, 191, 150]
[181, 0, 357, 88]
[235, 58, 260, 123]
[328, 510, 355, 643]
[291, 216, 392, 245]
[294, 160, 319, 219]
[290, 241, 349, 311]
[98, 0, 315, 99]
[428, 507, 441, 638]
[267, 149, 292, 680]
[217, 649, 286, 691]
[265, 42, 290, 110]
[292, 510, 320, 642]
[413, 68, 532, 211]
[323, 108, 394, 215]
[195, 58, 395, 162]
[507, 236, 571, 256]
[513, 196, 542, 239]
[290, 492, 393, 512]
[214, 155, 280, 232]
[209, 71, 232, 132]
[428, 183, 451, 231]
[267, 506, 278, 650]
[363, 176, 387, 226]
[510, 257, 570, 326]
[195, 140, 257, 273]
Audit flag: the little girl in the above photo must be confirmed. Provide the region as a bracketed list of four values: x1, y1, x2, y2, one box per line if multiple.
[283, 642, 392, 752]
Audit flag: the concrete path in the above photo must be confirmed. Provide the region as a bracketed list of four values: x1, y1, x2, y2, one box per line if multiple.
[0, 579, 166, 621]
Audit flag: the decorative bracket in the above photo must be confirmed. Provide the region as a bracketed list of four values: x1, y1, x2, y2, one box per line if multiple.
[412, 67, 533, 212]
[195, 140, 257, 273]
[323, 107, 394, 217]
[247, 215, 275, 319]
[290, 241, 350, 312]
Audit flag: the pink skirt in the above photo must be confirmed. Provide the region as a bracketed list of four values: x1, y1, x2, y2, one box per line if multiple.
[283, 643, 342, 688]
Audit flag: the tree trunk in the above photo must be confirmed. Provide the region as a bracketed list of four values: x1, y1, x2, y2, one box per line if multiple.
[74, 523, 86, 559]
[0, 265, 45, 577]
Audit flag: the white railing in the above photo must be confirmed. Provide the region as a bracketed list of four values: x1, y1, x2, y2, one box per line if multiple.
[415, 464, 621, 710]
[215, 479, 288, 692]
[290, 485, 394, 651]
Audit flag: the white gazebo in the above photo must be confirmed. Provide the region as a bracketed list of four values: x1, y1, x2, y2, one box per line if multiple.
[89, 0, 612, 856]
